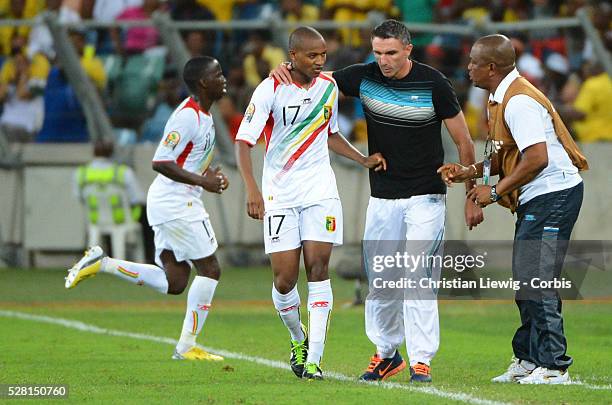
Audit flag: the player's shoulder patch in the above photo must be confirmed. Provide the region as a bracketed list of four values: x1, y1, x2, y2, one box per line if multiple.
[162, 131, 181, 149]
[244, 102, 256, 123]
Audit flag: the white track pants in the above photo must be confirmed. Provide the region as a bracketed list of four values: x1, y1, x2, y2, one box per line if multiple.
[363, 195, 445, 366]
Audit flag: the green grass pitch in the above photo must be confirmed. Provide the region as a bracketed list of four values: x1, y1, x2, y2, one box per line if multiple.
[0, 266, 610, 404]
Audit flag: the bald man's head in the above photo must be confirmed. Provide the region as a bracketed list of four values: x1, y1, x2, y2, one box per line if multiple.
[288, 26, 325, 52]
[468, 34, 517, 91]
[473, 34, 516, 71]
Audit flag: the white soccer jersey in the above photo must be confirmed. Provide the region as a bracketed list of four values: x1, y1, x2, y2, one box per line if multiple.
[147, 97, 216, 226]
[236, 74, 340, 209]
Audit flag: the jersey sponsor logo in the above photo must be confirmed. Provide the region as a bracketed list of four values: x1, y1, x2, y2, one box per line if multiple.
[323, 105, 332, 121]
[163, 131, 180, 149]
[310, 301, 329, 308]
[245, 103, 256, 123]
[325, 216, 336, 232]
[302, 98, 312, 104]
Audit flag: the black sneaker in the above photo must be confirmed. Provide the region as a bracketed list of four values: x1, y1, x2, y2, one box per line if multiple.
[289, 327, 308, 378]
[302, 362, 323, 380]
[359, 351, 406, 381]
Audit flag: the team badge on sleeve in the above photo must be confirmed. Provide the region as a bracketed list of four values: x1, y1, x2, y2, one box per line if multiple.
[163, 131, 181, 149]
[245, 103, 256, 123]
[323, 105, 332, 121]
[325, 216, 336, 232]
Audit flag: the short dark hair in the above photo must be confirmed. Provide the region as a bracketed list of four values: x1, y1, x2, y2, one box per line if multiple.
[288, 26, 324, 51]
[182, 56, 217, 94]
[371, 19, 411, 46]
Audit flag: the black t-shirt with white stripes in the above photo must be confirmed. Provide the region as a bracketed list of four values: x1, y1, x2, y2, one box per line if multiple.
[333, 60, 461, 199]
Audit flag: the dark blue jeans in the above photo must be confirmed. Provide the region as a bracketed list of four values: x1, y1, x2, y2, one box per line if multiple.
[511, 182, 583, 370]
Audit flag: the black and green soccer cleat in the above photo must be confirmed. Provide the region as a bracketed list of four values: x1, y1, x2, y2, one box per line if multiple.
[302, 362, 323, 380]
[289, 329, 309, 378]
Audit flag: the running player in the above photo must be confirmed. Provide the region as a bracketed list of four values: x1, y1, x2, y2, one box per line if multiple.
[65, 56, 229, 361]
[235, 26, 386, 380]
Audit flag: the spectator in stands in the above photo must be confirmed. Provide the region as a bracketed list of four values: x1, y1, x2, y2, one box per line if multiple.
[36, 27, 106, 143]
[171, 0, 215, 21]
[70, 27, 106, 90]
[217, 96, 243, 141]
[184, 30, 211, 58]
[397, 0, 435, 56]
[581, 2, 612, 65]
[225, 64, 253, 113]
[196, 0, 238, 21]
[459, 0, 489, 24]
[0, 35, 50, 142]
[322, 0, 394, 46]
[323, 29, 360, 71]
[28, 0, 88, 61]
[0, 0, 44, 56]
[112, 0, 162, 56]
[565, 63, 612, 142]
[83, 0, 142, 22]
[140, 71, 183, 143]
[242, 30, 285, 88]
[280, 0, 319, 22]
[511, 35, 544, 87]
[541, 52, 570, 108]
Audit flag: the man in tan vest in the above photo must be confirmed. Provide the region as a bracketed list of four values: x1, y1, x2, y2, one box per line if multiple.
[438, 34, 588, 385]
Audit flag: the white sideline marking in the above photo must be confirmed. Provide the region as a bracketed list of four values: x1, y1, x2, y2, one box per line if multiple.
[0, 310, 505, 404]
[2, 312, 609, 402]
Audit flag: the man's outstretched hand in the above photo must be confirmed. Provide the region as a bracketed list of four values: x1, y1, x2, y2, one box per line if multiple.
[361, 153, 387, 172]
[437, 163, 473, 186]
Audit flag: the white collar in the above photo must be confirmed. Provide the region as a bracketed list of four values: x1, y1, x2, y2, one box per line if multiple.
[489, 68, 520, 103]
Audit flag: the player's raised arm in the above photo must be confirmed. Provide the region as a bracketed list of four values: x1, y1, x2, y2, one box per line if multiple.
[327, 132, 386, 171]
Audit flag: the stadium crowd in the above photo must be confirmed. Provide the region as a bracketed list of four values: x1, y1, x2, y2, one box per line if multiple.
[0, 0, 609, 145]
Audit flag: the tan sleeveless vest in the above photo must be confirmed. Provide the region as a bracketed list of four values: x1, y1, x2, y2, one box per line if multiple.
[487, 76, 588, 213]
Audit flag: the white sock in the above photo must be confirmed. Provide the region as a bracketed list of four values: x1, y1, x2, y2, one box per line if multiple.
[101, 257, 168, 294]
[272, 284, 305, 342]
[306, 279, 333, 366]
[176, 276, 218, 354]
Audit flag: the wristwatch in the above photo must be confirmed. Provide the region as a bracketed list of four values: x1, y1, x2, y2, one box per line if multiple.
[490, 185, 500, 202]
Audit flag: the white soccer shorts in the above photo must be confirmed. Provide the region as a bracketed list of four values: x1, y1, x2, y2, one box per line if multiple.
[264, 198, 343, 254]
[363, 194, 445, 366]
[153, 216, 218, 267]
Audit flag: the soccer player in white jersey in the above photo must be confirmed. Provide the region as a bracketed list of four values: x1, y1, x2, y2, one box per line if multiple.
[235, 27, 386, 380]
[65, 56, 229, 361]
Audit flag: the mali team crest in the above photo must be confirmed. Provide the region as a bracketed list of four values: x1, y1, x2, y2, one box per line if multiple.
[325, 216, 336, 232]
[323, 105, 332, 121]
